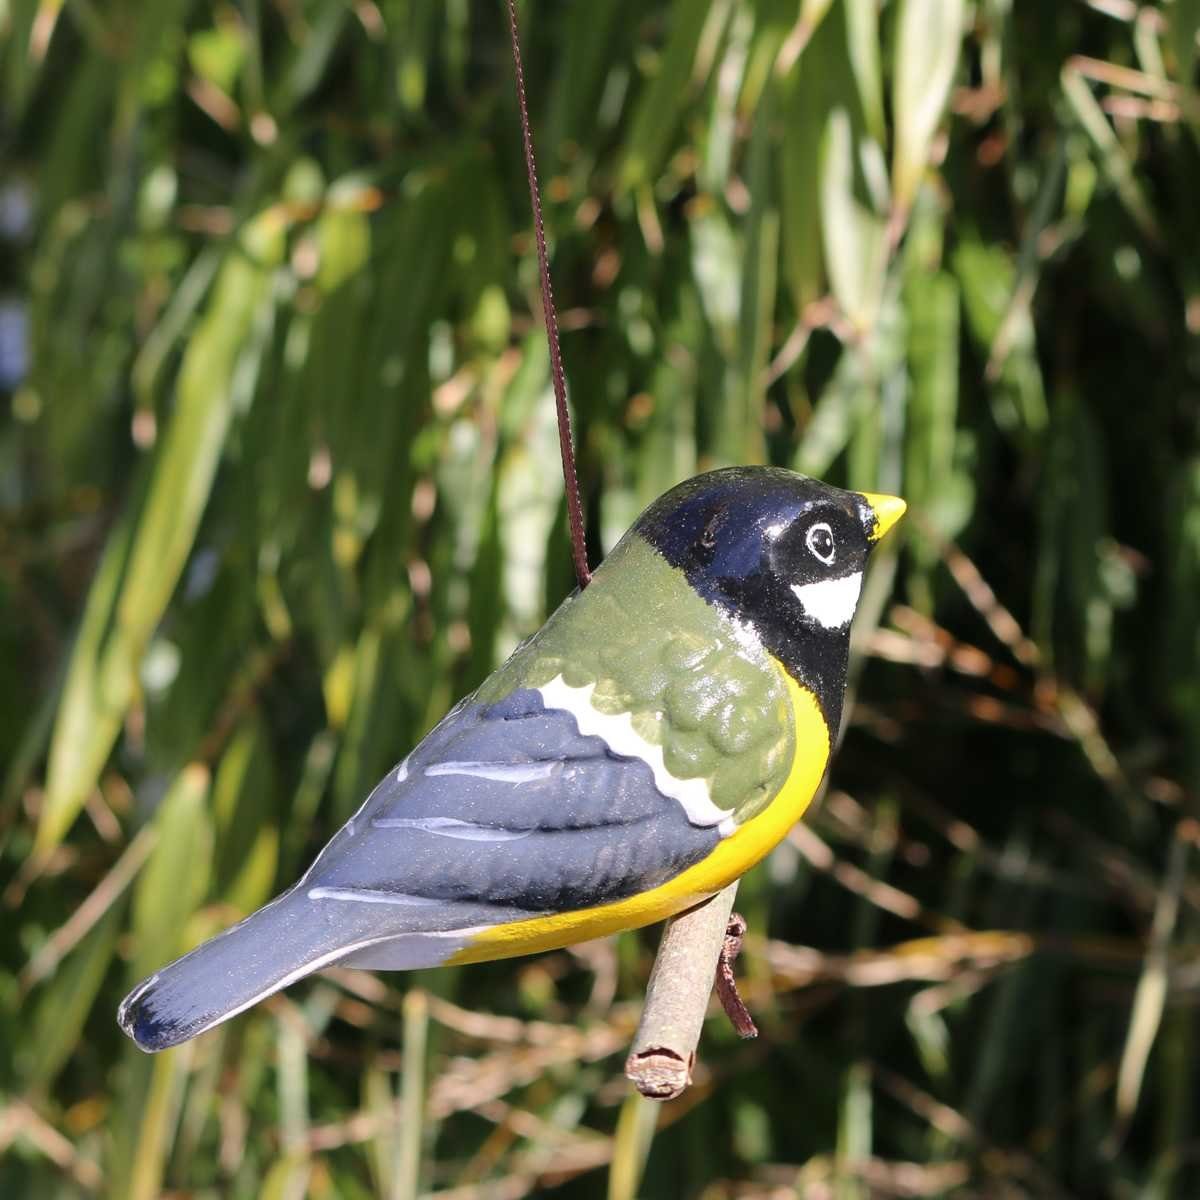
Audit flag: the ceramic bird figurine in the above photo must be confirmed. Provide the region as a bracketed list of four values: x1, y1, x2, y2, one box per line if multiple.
[119, 466, 904, 1051]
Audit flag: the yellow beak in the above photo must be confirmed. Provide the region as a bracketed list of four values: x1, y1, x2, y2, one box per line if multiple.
[860, 491, 907, 542]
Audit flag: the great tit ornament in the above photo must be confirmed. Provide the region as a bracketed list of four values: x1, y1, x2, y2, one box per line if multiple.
[119, 467, 904, 1051]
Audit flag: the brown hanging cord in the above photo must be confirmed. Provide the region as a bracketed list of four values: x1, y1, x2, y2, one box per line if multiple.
[505, 0, 591, 589]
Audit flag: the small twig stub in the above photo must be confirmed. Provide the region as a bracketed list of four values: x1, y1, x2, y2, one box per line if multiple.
[714, 911, 758, 1039]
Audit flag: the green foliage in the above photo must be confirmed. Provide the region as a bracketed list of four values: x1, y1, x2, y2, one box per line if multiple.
[2, 1, 1199, 1196]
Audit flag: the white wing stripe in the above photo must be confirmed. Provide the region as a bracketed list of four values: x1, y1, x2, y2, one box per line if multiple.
[308, 886, 444, 907]
[425, 760, 558, 783]
[538, 675, 734, 832]
[371, 816, 533, 842]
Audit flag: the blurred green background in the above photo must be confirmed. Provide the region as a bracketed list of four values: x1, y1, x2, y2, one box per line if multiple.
[3, 0, 1200, 1196]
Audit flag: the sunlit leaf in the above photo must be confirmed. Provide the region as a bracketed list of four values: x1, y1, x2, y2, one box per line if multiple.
[38, 213, 286, 852]
[618, 0, 713, 191]
[891, 0, 965, 215]
[819, 106, 888, 335]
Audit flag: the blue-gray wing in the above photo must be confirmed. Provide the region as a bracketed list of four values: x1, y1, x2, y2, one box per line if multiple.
[118, 687, 720, 1051]
[305, 686, 721, 918]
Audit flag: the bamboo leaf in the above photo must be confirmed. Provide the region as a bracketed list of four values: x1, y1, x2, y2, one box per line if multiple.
[131, 246, 222, 410]
[496, 339, 563, 650]
[393, 988, 430, 1200]
[128, 1045, 194, 1200]
[131, 764, 213, 980]
[728, 79, 778, 465]
[1061, 62, 1163, 247]
[795, 331, 873, 476]
[608, 1093, 660, 1200]
[116, 214, 285, 639]
[834, 1061, 873, 1199]
[107, 766, 211, 1197]
[1169, 0, 1200, 83]
[26, 902, 125, 1087]
[904, 269, 965, 538]
[212, 716, 279, 914]
[892, 0, 965, 215]
[37, 214, 285, 852]
[819, 106, 888, 335]
[619, 0, 713, 191]
[553, 1, 635, 156]
[37, 495, 140, 854]
[699, 1, 751, 194]
[691, 210, 742, 352]
[1111, 830, 1189, 1145]
[780, 55, 827, 312]
[844, 0, 885, 144]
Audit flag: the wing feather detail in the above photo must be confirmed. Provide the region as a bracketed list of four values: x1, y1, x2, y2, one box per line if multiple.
[305, 687, 723, 915]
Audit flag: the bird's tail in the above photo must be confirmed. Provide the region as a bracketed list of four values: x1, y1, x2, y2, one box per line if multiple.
[118, 887, 350, 1052]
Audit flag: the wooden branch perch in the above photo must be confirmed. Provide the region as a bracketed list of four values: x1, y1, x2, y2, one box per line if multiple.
[624, 883, 753, 1102]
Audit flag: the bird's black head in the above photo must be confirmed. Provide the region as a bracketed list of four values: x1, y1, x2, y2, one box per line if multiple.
[635, 467, 905, 735]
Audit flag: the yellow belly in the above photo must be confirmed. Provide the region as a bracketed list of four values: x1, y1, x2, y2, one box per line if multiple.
[447, 663, 830, 965]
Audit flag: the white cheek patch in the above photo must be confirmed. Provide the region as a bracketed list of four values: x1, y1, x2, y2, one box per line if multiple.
[790, 572, 863, 629]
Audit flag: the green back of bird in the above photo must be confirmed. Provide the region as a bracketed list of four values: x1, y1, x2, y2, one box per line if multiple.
[476, 532, 795, 823]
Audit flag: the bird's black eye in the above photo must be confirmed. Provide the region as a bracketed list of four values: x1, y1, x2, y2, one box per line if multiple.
[805, 522, 835, 565]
